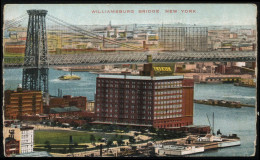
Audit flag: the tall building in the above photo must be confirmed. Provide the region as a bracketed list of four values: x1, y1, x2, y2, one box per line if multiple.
[159, 27, 208, 51]
[4, 86, 43, 120]
[94, 74, 194, 129]
[3, 124, 34, 154]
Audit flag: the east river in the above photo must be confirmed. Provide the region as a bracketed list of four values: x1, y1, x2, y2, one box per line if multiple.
[3, 68, 257, 156]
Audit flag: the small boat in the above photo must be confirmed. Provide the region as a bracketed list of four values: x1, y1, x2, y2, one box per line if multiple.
[59, 71, 81, 80]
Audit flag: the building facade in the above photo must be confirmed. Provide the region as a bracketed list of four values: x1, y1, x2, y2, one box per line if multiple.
[94, 74, 194, 129]
[4, 88, 43, 120]
[5, 137, 20, 156]
[49, 95, 87, 111]
[3, 124, 34, 154]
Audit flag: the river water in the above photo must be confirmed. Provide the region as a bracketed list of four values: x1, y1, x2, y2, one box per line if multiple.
[3, 68, 257, 156]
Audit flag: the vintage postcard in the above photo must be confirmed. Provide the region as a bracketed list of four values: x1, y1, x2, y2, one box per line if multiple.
[2, 3, 257, 157]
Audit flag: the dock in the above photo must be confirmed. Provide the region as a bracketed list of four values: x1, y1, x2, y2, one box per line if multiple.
[194, 99, 255, 108]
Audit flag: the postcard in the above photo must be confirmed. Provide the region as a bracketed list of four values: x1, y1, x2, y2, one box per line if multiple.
[2, 3, 257, 157]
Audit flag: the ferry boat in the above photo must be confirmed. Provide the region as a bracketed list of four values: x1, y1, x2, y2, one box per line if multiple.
[58, 71, 81, 80]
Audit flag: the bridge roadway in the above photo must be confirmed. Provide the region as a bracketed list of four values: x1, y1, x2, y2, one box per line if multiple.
[4, 51, 256, 68]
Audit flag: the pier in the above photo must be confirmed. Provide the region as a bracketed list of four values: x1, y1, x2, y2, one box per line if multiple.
[194, 99, 255, 108]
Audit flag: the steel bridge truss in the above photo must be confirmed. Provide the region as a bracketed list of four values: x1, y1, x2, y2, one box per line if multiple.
[4, 51, 256, 68]
[22, 10, 49, 93]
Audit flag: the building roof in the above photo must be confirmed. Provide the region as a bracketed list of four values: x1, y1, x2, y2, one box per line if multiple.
[13, 151, 53, 157]
[5, 137, 18, 143]
[64, 106, 81, 112]
[98, 74, 184, 80]
[50, 106, 81, 114]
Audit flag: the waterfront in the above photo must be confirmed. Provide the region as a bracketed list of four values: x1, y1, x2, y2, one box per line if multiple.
[3, 68, 256, 156]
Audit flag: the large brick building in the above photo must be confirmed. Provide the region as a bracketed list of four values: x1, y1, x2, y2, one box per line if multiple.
[48, 95, 87, 112]
[4, 87, 43, 120]
[94, 74, 194, 129]
[5, 137, 20, 156]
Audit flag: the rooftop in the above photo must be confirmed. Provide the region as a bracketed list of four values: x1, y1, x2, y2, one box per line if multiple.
[50, 106, 81, 114]
[98, 74, 184, 80]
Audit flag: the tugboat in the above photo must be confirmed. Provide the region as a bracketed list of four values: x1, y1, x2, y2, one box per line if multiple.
[59, 71, 81, 80]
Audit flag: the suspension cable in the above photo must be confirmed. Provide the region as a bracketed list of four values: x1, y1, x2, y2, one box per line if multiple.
[47, 14, 144, 51]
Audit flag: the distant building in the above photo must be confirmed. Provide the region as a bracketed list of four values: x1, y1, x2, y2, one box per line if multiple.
[4, 87, 43, 120]
[4, 41, 26, 53]
[3, 124, 34, 154]
[49, 106, 82, 118]
[49, 95, 87, 111]
[159, 27, 208, 51]
[5, 137, 20, 156]
[140, 62, 175, 77]
[94, 74, 194, 129]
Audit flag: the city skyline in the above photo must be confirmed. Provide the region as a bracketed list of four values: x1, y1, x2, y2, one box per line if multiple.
[4, 4, 257, 26]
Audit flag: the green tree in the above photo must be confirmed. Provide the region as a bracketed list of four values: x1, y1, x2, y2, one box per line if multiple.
[149, 127, 156, 133]
[74, 142, 78, 148]
[134, 132, 139, 137]
[44, 140, 52, 152]
[117, 139, 124, 146]
[129, 136, 136, 144]
[106, 139, 113, 151]
[90, 134, 96, 144]
[84, 145, 89, 151]
[63, 147, 67, 154]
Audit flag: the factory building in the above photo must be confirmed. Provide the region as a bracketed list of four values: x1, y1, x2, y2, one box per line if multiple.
[4, 85, 43, 120]
[48, 95, 87, 112]
[94, 74, 194, 129]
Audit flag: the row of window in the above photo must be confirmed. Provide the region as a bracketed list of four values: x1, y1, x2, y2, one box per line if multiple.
[154, 104, 182, 109]
[97, 89, 154, 95]
[155, 89, 182, 95]
[155, 84, 182, 89]
[155, 99, 182, 105]
[154, 109, 182, 114]
[96, 109, 152, 114]
[154, 114, 182, 119]
[96, 118, 152, 125]
[155, 95, 182, 100]
[154, 119, 183, 124]
[96, 105, 153, 109]
[96, 113, 153, 120]
[97, 83, 154, 89]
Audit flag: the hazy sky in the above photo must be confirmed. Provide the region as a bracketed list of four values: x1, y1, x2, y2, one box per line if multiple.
[4, 4, 257, 26]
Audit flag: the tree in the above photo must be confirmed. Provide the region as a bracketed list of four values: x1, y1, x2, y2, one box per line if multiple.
[74, 142, 78, 148]
[84, 145, 89, 151]
[90, 134, 96, 144]
[134, 132, 139, 137]
[45, 141, 52, 152]
[117, 139, 124, 146]
[82, 123, 92, 131]
[106, 139, 113, 151]
[129, 136, 136, 144]
[149, 127, 156, 133]
[63, 147, 67, 154]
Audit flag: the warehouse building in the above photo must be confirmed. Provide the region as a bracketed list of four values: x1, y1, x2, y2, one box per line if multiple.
[4, 85, 43, 120]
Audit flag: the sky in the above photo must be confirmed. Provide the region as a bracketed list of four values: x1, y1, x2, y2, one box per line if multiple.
[4, 4, 257, 26]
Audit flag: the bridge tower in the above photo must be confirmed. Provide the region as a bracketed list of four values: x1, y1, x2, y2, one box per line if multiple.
[22, 10, 49, 93]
